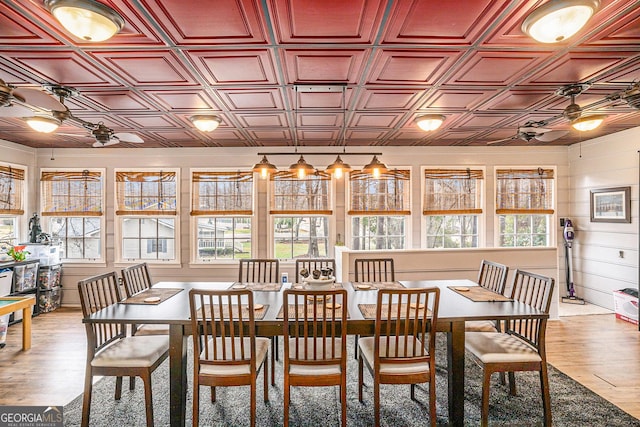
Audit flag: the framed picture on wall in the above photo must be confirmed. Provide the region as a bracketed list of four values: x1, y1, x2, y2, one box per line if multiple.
[590, 186, 631, 223]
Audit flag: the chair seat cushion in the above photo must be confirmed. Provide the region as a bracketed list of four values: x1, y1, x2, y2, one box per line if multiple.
[200, 337, 270, 377]
[287, 337, 343, 376]
[465, 332, 542, 364]
[465, 320, 498, 332]
[92, 335, 168, 368]
[359, 336, 431, 375]
[134, 323, 170, 335]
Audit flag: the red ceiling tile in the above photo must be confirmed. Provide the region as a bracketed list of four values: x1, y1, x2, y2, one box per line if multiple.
[368, 50, 461, 85]
[187, 50, 278, 85]
[282, 49, 369, 84]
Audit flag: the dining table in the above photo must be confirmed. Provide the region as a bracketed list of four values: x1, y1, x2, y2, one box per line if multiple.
[85, 278, 548, 427]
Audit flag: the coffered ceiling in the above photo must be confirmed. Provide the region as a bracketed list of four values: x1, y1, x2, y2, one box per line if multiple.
[1, 0, 639, 149]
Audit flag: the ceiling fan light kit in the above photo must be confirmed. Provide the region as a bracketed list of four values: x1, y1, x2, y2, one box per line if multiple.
[25, 116, 60, 133]
[415, 114, 446, 131]
[45, 0, 125, 42]
[190, 115, 221, 132]
[522, 0, 599, 43]
[572, 115, 605, 131]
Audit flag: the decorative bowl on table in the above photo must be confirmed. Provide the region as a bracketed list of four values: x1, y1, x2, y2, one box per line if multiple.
[302, 277, 335, 289]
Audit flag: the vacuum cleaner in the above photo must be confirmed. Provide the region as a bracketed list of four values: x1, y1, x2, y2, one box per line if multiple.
[561, 219, 584, 304]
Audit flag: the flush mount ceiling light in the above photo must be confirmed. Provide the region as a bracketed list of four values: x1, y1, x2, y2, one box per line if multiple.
[362, 155, 388, 179]
[415, 114, 446, 131]
[252, 155, 278, 179]
[44, 0, 125, 42]
[325, 155, 352, 179]
[522, 0, 600, 43]
[571, 114, 605, 131]
[25, 116, 60, 133]
[289, 155, 315, 179]
[190, 115, 221, 132]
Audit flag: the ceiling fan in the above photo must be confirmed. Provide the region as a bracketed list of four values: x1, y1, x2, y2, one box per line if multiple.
[487, 123, 568, 145]
[44, 85, 144, 147]
[0, 79, 65, 117]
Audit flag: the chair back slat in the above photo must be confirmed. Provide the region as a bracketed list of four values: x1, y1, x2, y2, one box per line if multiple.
[375, 288, 439, 363]
[295, 258, 336, 283]
[283, 289, 347, 366]
[189, 289, 256, 369]
[506, 270, 554, 349]
[78, 272, 125, 353]
[477, 260, 508, 294]
[239, 259, 280, 283]
[354, 258, 395, 282]
[121, 262, 153, 297]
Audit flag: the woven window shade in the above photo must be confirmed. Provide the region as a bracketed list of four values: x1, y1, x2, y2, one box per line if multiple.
[115, 171, 177, 215]
[191, 171, 253, 215]
[269, 171, 332, 214]
[348, 169, 411, 215]
[496, 168, 554, 214]
[41, 170, 102, 216]
[423, 169, 483, 215]
[0, 165, 25, 215]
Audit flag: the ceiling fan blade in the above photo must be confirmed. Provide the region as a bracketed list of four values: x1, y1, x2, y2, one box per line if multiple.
[520, 126, 551, 134]
[12, 87, 65, 111]
[55, 132, 92, 138]
[93, 139, 120, 148]
[0, 104, 33, 117]
[113, 132, 143, 143]
[535, 130, 569, 142]
[487, 136, 517, 145]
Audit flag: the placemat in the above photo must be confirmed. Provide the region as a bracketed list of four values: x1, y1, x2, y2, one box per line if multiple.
[358, 303, 431, 319]
[447, 285, 513, 302]
[276, 303, 348, 319]
[290, 283, 344, 290]
[196, 304, 268, 320]
[230, 282, 283, 292]
[352, 281, 405, 291]
[120, 288, 183, 305]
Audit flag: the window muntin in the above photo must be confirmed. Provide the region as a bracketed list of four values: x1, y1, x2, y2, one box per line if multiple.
[496, 168, 554, 247]
[191, 171, 254, 261]
[41, 169, 104, 261]
[274, 216, 329, 259]
[423, 168, 483, 248]
[348, 169, 410, 249]
[0, 217, 18, 254]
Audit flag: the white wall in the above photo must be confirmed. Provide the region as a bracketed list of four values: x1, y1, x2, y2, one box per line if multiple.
[1, 142, 570, 306]
[567, 127, 640, 309]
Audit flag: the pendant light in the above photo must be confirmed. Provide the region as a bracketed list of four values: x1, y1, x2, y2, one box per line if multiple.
[522, 0, 600, 43]
[362, 155, 387, 179]
[252, 155, 277, 179]
[326, 86, 351, 179]
[44, 0, 125, 42]
[26, 116, 60, 133]
[289, 155, 315, 179]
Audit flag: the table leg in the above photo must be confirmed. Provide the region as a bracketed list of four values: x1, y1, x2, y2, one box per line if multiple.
[447, 321, 465, 427]
[21, 307, 31, 350]
[169, 324, 187, 427]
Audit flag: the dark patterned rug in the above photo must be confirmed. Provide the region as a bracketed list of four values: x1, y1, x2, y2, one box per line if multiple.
[64, 335, 640, 426]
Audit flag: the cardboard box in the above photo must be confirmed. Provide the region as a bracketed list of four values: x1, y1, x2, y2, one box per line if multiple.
[613, 288, 638, 325]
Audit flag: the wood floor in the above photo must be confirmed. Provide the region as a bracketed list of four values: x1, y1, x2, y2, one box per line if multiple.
[0, 307, 639, 421]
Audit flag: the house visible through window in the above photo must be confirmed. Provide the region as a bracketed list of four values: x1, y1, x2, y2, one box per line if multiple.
[496, 168, 554, 247]
[423, 168, 483, 248]
[41, 169, 103, 260]
[191, 171, 253, 261]
[116, 169, 178, 261]
[0, 163, 24, 253]
[270, 171, 331, 260]
[349, 169, 410, 250]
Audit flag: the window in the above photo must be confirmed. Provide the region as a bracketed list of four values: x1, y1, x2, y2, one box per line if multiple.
[270, 171, 331, 260]
[115, 169, 178, 262]
[0, 164, 24, 253]
[349, 169, 410, 250]
[496, 168, 554, 247]
[423, 168, 483, 248]
[41, 169, 103, 261]
[191, 171, 253, 261]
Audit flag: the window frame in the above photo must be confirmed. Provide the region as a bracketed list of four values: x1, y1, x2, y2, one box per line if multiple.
[114, 168, 181, 265]
[40, 168, 105, 263]
[0, 162, 26, 258]
[189, 169, 256, 264]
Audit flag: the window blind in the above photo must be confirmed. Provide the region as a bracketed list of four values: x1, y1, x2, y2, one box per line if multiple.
[348, 169, 410, 215]
[496, 168, 554, 214]
[115, 171, 177, 215]
[191, 171, 253, 215]
[41, 170, 102, 216]
[269, 171, 332, 214]
[0, 165, 24, 215]
[423, 168, 483, 215]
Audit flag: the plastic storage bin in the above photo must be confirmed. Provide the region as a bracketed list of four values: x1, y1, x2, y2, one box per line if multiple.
[38, 264, 62, 290]
[39, 286, 62, 313]
[24, 244, 60, 266]
[12, 262, 39, 293]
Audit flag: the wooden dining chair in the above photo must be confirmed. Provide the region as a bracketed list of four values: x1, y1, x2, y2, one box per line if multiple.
[77, 272, 169, 427]
[283, 288, 348, 427]
[465, 269, 555, 427]
[294, 258, 336, 283]
[188, 288, 270, 427]
[358, 287, 440, 426]
[121, 263, 169, 337]
[465, 260, 509, 333]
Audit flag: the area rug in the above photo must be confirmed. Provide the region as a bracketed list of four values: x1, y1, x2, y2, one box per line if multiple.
[64, 335, 640, 426]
